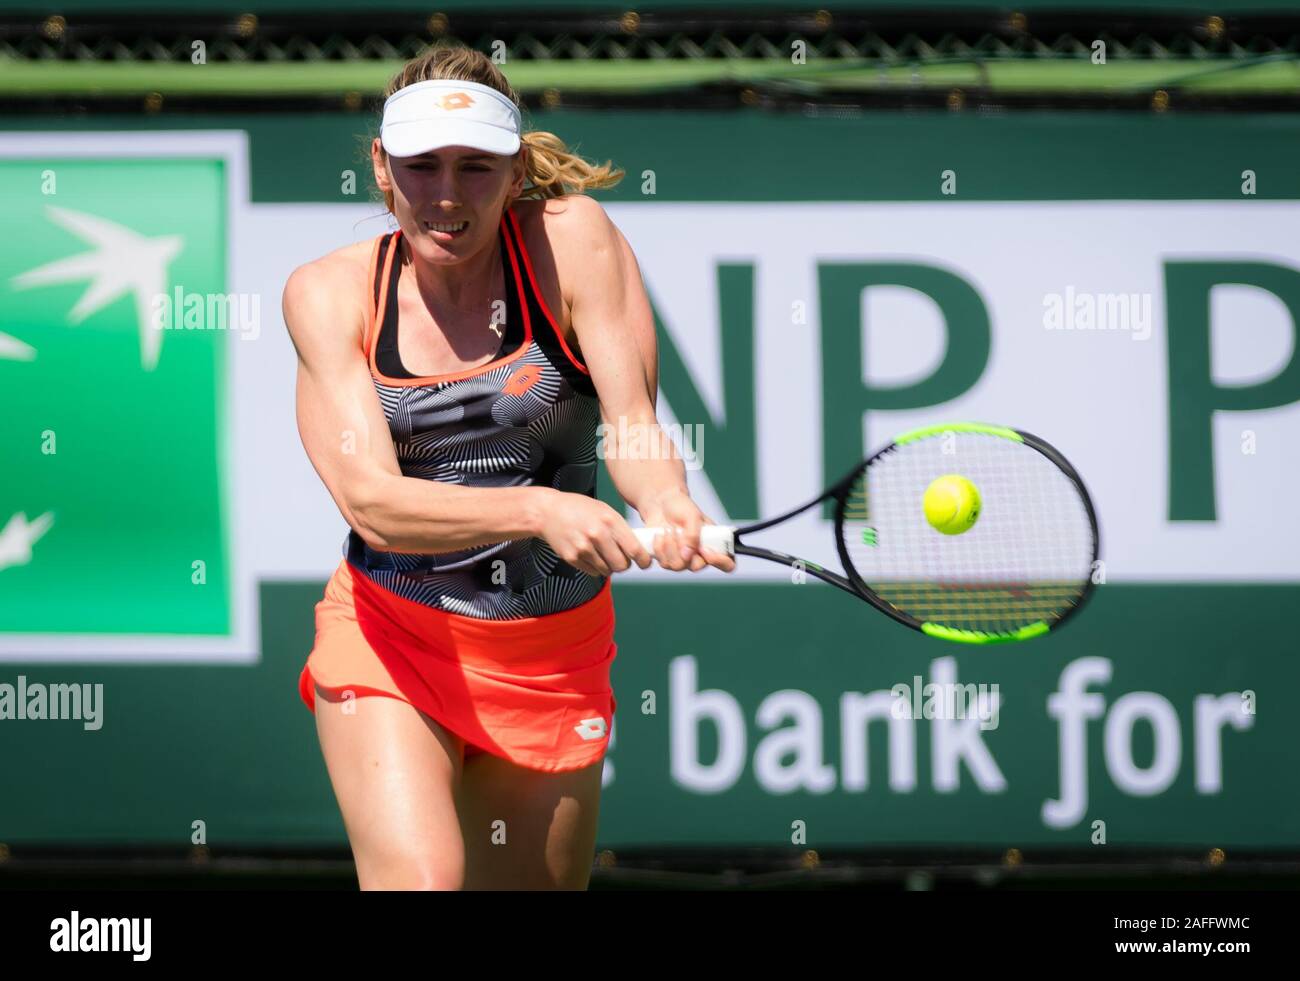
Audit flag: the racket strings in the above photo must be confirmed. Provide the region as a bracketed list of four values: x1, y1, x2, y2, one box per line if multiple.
[840, 433, 1095, 634]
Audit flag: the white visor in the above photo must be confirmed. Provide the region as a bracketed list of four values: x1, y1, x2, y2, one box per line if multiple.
[380, 78, 522, 158]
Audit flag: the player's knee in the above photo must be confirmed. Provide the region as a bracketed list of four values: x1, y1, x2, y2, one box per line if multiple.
[357, 852, 465, 891]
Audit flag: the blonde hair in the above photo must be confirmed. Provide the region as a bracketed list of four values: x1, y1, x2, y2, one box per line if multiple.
[375, 42, 624, 210]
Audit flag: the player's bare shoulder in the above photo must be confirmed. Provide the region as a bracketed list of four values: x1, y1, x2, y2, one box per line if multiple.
[526, 193, 614, 255]
[513, 194, 620, 316]
[281, 239, 373, 357]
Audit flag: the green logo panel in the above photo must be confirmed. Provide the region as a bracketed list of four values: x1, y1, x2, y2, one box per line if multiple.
[0, 157, 229, 636]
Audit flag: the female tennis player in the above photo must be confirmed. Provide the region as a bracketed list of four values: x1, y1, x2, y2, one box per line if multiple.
[283, 42, 734, 890]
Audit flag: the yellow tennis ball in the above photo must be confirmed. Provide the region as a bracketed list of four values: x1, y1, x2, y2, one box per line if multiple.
[923, 474, 981, 535]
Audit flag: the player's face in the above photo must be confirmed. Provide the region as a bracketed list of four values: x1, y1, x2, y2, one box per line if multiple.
[375, 141, 526, 261]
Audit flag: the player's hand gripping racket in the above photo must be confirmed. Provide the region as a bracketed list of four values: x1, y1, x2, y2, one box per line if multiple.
[634, 422, 1099, 644]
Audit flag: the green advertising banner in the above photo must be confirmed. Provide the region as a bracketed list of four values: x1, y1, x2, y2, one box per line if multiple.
[0, 156, 230, 637]
[0, 113, 1296, 851]
[0, 133, 255, 662]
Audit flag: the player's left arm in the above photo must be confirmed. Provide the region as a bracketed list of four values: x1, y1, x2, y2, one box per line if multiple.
[554, 194, 732, 573]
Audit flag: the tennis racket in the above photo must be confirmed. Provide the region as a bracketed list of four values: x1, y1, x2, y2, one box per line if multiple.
[633, 422, 1099, 644]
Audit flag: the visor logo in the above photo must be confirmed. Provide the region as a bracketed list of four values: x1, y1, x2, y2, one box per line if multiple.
[437, 92, 475, 111]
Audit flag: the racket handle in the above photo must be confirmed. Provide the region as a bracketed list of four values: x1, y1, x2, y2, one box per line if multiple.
[634, 524, 736, 557]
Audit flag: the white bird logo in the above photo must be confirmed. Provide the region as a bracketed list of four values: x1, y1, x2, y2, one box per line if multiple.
[0, 331, 35, 362]
[0, 512, 54, 572]
[9, 206, 183, 370]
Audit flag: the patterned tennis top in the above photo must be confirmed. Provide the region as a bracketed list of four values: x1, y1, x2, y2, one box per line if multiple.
[344, 205, 606, 620]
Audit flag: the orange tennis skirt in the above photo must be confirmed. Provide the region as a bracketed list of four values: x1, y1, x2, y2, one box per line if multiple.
[298, 559, 618, 773]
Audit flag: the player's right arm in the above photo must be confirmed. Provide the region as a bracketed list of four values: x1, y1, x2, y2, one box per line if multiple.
[282, 252, 648, 577]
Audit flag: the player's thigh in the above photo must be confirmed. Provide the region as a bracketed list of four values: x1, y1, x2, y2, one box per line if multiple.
[314, 687, 466, 890]
[458, 753, 605, 891]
